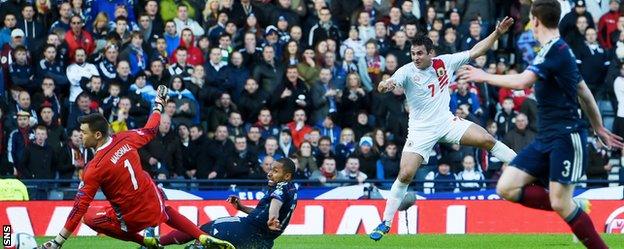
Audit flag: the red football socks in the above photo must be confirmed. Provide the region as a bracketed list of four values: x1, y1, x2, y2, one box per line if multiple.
[567, 209, 608, 249]
[518, 184, 553, 211]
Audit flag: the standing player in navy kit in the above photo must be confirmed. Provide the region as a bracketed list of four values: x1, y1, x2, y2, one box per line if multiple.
[159, 158, 298, 249]
[460, 0, 623, 248]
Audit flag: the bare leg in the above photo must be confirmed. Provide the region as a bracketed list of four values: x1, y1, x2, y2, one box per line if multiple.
[381, 151, 423, 222]
[460, 124, 517, 163]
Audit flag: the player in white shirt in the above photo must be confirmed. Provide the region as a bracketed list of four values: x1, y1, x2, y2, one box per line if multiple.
[370, 17, 517, 241]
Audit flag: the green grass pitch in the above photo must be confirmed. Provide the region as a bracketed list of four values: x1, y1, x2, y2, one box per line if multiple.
[34, 234, 624, 248]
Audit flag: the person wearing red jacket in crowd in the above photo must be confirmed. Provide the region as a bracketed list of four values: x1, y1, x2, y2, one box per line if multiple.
[597, 0, 621, 49]
[64, 15, 95, 62]
[286, 109, 313, 148]
[169, 28, 204, 66]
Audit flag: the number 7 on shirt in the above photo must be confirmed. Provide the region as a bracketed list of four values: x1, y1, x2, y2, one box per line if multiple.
[427, 83, 435, 97]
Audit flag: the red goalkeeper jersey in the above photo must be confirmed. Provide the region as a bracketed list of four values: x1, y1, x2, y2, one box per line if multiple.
[63, 112, 166, 233]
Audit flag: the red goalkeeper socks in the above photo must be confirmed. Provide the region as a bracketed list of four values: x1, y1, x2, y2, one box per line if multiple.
[163, 206, 205, 239]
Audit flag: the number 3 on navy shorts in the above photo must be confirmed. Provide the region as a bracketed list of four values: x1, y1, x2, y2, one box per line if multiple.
[561, 160, 571, 178]
[551, 132, 587, 184]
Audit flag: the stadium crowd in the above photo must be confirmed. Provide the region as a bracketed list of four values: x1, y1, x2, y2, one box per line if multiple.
[0, 0, 622, 195]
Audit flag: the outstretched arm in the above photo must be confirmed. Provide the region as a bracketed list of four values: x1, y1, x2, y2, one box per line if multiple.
[458, 65, 537, 89]
[267, 199, 284, 231]
[468, 17, 514, 60]
[577, 81, 624, 149]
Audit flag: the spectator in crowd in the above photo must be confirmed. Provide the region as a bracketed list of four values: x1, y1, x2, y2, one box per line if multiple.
[323, 51, 347, 89]
[387, 30, 411, 66]
[32, 77, 61, 118]
[97, 43, 119, 84]
[310, 157, 346, 187]
[340, 26, 365, 59]
[356, 136, 379, 178]
[17, 5, 45, 49]
[58, 129, 92, 182]
[227, 111, 245, 139]
[186, 125, 208, 179]
[8, 45, 35, 92]
[17, 124, 56, 199]
[207, 92, 236, 131]
[559, 0, 595, 37]
[164, 20, 180, 56]
[315, 136, 335, 164]
[169, 76, 200, 127]
[271, 66, 311, 124]
[38, 106, 64, 154]
[297, 48, 321, 85]
[257, 136, 284, 164]
[335, 128, 356, 170]
[565, 15, 590, 52]
[503, 113, 535, 153]
[495, 97, 518, 138]
[295, 141, 318, 179]
[119, 32, 149, 75]
[597, 0, 620, 48]
[587, 134, 612, 188]
[376, 141, 399, 181]
[204, 125, 235, 178]
[224, 51, 250, 99]
[223, 136, 258, 179]
[357, 11, 375, 42]
[424, 161, 458, 193]
[575, 27, 610, 96]
[352, 111, 374, 141]
[204, 47, 229, 92]
[174, 5, 204, 37]
[8, 111, 33, 175]
[278, 128, 297, 157]
[109, 97, 137, 133]
[238, 78, 269, 123]
[456, 155, 486, 192]
[35, 44, 69, 89]
[178, 124, 193, 176]
[308, 7, 341, 48]
[67, 48, 99, 104]
[246, 125, 262, 153]
[458, 20, 483, 51]
[65, 15, 95, 61]
[450, 79, 482, 116]
[316, 114, 341, 146]
[140, 114, 183, 179]
[285, 109, 313, 148]
[101, 83, 122, 118]
[168, 47, 194, 82]
[341, 73, 370, 128]
[359, 39, 385, 91]
[311, 68, 340, 124]
[49, 2, 71, 32]
[253, 45, 284, 94]
[7, 91, 37, 132]
[339, 156, 368, 185]
[251, 154, 274, 179]
[252, 108, 280, 140]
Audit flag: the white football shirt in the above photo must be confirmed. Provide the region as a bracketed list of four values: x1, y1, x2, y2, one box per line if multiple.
[390, 51, 470, 128]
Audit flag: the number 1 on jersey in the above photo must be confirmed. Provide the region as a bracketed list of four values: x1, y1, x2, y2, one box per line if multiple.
[427, 83, 435, 97]
[124, 159, 139, 190]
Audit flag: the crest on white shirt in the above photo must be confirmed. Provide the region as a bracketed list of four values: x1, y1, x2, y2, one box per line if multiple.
[411, 75, 421, 83]
[436, 67, 446, 78]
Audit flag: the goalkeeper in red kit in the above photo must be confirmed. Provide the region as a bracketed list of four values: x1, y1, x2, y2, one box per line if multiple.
[39, 86, 234, 249]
